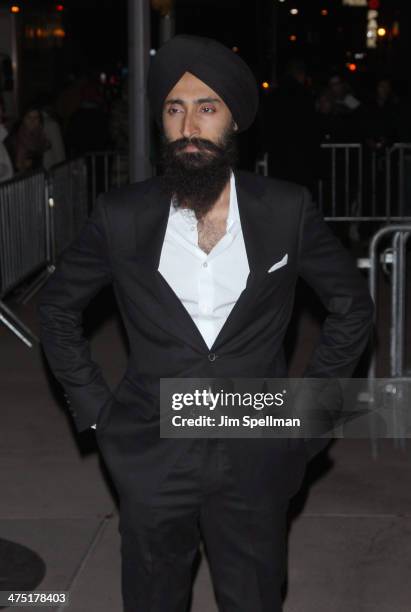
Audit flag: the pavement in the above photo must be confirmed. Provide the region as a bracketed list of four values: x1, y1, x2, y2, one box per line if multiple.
[1, 283, 410, 612]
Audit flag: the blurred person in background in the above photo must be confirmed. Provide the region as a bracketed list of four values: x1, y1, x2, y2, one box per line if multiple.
[0, 139, 13, 182]
[0, 96, 9, 142]
[327, 73, 364, 141]
[4, 107, 50, 174]
[263, 59, 320, 195]
[364, 78, 401, 150]
[0, 96, 13, 181]
[328, 73, 361, 113]
[316, 87, 348, 143]
[66, 76, 111, 158]
[55, 71, 89, 133]
[34, 94, 66, 170]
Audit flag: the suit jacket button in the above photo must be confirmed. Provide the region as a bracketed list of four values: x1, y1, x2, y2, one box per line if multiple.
[208, 353, 217, 362]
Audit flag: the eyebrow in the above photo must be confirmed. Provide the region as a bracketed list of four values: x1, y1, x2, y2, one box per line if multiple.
[164, 97, 222, 106]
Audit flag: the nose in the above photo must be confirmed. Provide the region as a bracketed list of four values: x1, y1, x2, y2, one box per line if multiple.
[181, 110, 199, 140]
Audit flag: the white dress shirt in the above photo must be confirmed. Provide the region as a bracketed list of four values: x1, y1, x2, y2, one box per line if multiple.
[158, 172, 250, 349]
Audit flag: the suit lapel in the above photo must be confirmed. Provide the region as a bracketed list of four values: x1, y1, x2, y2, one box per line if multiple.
[133, 181, 210, 354]
[133, 181, 169, 270]
[210, 171, 275, 349]
[235, 170, 274, 278]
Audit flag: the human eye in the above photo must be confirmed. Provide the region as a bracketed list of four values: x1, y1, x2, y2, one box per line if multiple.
[200, 105, 215, 113]
[167, 106, 183, 115]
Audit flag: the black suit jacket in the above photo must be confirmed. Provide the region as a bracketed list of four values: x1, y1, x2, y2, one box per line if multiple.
[38, 170, 374, 501]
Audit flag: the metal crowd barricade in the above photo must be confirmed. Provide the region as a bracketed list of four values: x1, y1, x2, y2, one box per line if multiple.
[0, 171, 48, 347]
[48, 157, 89, 259]
[85, 151, 129, 206]
[318, 142, 363, 218]
[368, 225, 411, 380]
[256, 142, 411, 222]
[319, 142, 411, 221]
[385, 143, 411, 219]
[17, 157, 90, 305]
[362, 225, 411, 456]
[0, 157, 90, 346]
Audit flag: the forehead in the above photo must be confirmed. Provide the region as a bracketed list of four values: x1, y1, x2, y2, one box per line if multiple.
[164, 71, 225, 105]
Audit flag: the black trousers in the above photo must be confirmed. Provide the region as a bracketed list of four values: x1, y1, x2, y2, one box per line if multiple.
[117, 438, 290, 612]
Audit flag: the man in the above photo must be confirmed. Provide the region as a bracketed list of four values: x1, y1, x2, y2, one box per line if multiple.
[38, 36, 374, 611]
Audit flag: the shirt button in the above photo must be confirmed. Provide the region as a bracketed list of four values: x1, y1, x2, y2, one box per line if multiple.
[208, 353, 217, 362]
[202, 262, 208, 268]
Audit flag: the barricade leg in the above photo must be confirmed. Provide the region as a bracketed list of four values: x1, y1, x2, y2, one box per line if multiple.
[17, 265, 56, 305]
[0, 300, 38, 347]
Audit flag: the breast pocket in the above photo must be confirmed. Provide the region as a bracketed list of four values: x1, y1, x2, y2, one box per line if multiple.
[267, 253, 288, 274]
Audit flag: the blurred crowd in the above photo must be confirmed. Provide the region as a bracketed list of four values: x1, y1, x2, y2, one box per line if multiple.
[0, 96, 65, 183]
[1, 63, 411, 191]
[260, 60, 411, 193]
[0, 71, 128, 184]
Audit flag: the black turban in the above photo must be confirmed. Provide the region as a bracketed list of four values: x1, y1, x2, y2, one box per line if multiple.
[147, 35, 259, 133]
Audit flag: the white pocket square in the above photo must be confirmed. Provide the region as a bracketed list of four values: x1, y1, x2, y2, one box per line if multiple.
[267, 253, 288, 273]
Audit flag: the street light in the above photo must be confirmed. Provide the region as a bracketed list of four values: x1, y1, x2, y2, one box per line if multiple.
[377, 27, 386, 36]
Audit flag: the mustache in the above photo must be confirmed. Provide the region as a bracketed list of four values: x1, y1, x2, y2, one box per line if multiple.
[167, 137, 224, 155]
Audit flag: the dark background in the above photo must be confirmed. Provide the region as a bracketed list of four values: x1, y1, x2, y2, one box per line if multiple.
[5, 0, 410, 106]
[1, 0, 409, 174]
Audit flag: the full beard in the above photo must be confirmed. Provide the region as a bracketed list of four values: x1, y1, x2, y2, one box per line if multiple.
[160, 127, 238, 220]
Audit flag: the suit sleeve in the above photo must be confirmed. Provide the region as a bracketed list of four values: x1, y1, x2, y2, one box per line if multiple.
[38, 195, 114, 432]
[297, 187, 374, 379]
